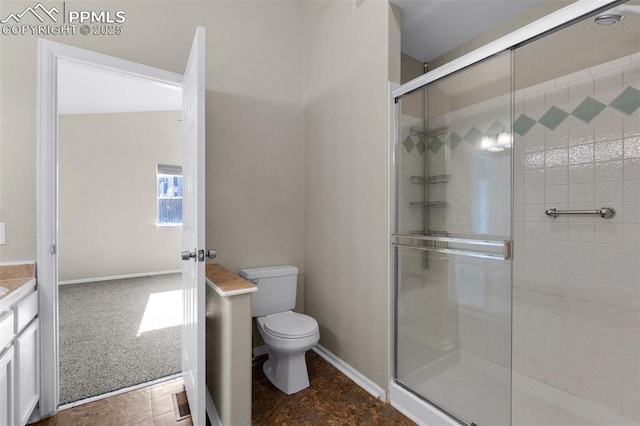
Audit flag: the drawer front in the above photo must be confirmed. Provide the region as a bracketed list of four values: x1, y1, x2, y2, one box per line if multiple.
[15, 291, 38, 334]
[0, 311, 15, 350]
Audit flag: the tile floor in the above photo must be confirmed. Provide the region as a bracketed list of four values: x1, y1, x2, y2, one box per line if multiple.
[252, 351, 415, 425]
[33, 351, 415, 426]
[33, 378, 191, 426]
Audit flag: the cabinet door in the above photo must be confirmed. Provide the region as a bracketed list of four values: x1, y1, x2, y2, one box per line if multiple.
[15, 319, 38, 426]
[0, 346, 15, 426]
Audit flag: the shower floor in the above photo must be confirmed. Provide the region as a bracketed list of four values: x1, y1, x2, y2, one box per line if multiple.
[399, 351, 639, 426]
[399, 351, 510, 426]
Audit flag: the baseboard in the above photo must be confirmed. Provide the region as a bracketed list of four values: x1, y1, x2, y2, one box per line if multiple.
[58, 270, 182, 285]
[312, 344, 386, 401]
[206, 388, 223, 426]
[252, 345, 268, 357]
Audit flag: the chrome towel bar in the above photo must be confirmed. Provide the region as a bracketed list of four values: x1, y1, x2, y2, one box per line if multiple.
[545, 207, 615, 218]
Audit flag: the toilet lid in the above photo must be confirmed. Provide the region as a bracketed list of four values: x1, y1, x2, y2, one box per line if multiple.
[264, 311, 318, 339]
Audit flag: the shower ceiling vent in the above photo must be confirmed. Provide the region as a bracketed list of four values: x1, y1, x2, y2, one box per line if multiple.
[594, 4, 640, 25]
[594, 13, 623, 25]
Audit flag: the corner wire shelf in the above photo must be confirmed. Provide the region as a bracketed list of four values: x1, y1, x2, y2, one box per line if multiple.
[410, 230, 449, 236]
[408, 231, 451, 267]
[427, 230, 450, 249]
[411, 175, 450, 185]
[409, 125, 449, 139]
[409, 127, 426, 139]
[426, 125, 449, 138]
[410, 201, 449, 208]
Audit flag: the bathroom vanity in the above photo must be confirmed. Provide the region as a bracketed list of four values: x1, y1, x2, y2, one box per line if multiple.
[0, 263, 39, 426]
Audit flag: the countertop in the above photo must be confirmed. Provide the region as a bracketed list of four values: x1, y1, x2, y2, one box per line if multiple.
[205, 263, 257, 297]
[0, 262, 36, 312]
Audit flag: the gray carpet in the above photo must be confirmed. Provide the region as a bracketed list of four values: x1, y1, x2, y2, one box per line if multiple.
[58, 273, 182, 404]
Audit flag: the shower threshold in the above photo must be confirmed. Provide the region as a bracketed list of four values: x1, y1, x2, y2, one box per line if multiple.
[397, 350, 638, 426]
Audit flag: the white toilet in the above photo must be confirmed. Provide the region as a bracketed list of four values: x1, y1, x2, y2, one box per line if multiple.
[239, 265, 319, 395]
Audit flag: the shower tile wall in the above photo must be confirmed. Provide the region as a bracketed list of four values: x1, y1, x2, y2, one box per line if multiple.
[513, 53, 640, 421]
[425, 98, 512, 368]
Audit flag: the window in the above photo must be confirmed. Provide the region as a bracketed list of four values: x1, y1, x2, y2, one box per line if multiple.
[156, 164, 183, 226]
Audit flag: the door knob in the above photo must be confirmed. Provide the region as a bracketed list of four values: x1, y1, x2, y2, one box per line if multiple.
[181, 250, 197, 261]
[182, 249, 216, 262]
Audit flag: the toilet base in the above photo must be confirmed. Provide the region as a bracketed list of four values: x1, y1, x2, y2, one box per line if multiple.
[263, 350, 310, 395]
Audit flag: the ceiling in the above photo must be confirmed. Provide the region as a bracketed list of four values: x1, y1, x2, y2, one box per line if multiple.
[57, 59, 182, 115]
[393, 0, 545, 63]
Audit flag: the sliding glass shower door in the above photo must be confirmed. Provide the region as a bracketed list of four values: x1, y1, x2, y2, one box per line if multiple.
[393, 52, 513, 426]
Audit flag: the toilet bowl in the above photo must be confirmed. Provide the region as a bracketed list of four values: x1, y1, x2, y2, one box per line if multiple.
[256, 311, 319, 394]
[239, 265, 320, 395]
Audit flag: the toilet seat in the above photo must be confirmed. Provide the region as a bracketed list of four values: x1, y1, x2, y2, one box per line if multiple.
[263, 311, 318, 339]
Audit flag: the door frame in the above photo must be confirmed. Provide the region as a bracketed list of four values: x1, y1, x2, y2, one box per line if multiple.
[37, 39, 183, 417]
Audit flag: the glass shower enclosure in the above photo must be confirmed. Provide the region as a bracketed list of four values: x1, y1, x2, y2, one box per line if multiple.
[391, 1, 640, 425]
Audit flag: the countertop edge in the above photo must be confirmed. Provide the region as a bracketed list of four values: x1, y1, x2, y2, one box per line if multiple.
[0, 261, 36, 266]
[0, 277, 36, 312]
[206, 277, 257, 297]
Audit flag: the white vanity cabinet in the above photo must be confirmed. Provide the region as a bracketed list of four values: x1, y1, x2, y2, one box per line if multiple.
[15, 318, 39, 425]
[0, 345, 15, 426]
[0, 282, 39, 426]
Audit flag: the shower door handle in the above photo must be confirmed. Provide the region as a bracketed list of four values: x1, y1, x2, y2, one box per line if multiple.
[503, 240, 512, 260]
[391, 234, 512, 260]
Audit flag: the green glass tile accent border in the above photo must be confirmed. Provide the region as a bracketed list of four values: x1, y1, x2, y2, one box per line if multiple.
[539, 106, 569, 130]
[487, 121, 506, 135]
[514, 114, 536, 136]
[428, 137, 443, 154]
[404, 85, 638, 154]
[464, 127, 483, 146]
[447, 132, 462, 149]
[402, 135, 414, 153]
[571, 96, 606, 123]
[609, 86, 640, 116]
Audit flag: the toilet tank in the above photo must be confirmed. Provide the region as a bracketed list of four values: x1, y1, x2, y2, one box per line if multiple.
[239, 265, 299, 317]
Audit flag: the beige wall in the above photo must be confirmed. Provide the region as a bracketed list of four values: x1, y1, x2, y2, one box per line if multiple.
[57, 112, 182, 281]
[427, 1, 574, 70]
[302, 0, 399, 390]
[401, 52, 423, 85]
[400, 52, 424, 119]
[0, 1, 305, 300]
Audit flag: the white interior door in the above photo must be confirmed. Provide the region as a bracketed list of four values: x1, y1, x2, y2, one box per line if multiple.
[181, 26, 206, 426]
